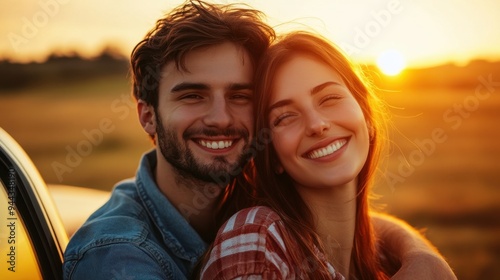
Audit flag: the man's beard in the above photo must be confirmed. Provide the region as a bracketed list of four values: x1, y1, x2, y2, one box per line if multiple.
[156, 118, 251, 185]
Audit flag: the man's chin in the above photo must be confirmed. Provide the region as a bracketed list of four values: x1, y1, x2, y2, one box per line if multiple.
[195, 162, 243, 185]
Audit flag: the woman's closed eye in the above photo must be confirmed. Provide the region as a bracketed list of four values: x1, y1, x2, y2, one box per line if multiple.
[272, 112, 297, 127]
[319, 94, 342, 106]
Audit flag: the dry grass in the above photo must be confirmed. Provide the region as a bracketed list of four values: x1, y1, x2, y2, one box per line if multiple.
[373, 87, 500, 279]
[0, 74, 152, 189]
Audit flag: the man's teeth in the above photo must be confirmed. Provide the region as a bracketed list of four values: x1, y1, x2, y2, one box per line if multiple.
[199, 140, 233, 150]
[308, 139, 347, 159]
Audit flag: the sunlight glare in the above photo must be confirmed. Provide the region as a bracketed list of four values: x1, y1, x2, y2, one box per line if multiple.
[377, 49, 406, 76]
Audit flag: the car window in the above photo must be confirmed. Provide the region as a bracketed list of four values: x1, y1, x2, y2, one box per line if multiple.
[0, 128, 67, 280]
[0, 180, 42, 279]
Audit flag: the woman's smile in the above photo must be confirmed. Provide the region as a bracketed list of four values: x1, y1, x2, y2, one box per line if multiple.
[305, 137, 349, 159]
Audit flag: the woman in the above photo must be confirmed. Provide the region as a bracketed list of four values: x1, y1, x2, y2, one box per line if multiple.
[199, 31, 393, 279]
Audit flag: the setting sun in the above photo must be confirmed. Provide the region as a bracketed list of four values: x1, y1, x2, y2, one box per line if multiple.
[376, 49, 406, 76]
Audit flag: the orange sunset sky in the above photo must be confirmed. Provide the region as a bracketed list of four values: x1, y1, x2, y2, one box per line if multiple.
[1, 0, 499, 68]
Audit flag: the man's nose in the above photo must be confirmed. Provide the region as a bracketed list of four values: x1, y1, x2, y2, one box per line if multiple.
[203, 96, 233, 128]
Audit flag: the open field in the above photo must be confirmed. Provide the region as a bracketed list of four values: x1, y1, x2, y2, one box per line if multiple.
[1, 71, 499, 279]
[375, 85, 500, 279]
[0, 74, 152, 189]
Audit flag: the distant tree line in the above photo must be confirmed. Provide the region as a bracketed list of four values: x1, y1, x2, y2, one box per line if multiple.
[366, 59, 500, 89]
[0, 48, 498, 92]
[0, 46, 129, 91]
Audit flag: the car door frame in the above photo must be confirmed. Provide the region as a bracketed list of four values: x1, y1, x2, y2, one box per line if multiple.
[0, 128, 68, 279]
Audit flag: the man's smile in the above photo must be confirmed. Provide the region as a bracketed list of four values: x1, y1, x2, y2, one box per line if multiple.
[198, 139, 234, 150]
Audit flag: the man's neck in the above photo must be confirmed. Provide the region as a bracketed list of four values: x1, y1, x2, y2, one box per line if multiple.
[154, 153, 224, 242]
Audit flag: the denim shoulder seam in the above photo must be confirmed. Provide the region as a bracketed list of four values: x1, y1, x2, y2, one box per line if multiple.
[64, 239, 175, 279]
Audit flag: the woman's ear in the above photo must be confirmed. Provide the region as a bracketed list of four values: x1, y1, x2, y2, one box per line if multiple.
[275, 163, 284, 175]
[138, 100, 157, 136]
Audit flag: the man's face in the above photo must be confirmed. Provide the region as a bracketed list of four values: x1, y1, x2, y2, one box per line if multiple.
[155, 42, 254, 184]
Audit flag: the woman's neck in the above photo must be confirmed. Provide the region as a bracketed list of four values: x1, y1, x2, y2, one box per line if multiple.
[298, 180, 358, 278]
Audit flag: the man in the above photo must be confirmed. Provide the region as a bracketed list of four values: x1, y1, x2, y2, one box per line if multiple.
[63, 1, 455, 279]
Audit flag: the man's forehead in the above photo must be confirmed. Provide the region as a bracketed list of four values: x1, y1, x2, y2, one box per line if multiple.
[163, 43, 253, 73]
[159, 43, 254, 89]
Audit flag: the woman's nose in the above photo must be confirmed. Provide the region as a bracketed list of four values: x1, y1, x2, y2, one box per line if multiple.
[305, 111, 330, 137]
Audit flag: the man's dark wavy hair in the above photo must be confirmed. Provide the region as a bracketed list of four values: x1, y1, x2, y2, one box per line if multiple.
[130, 0, 275, 111]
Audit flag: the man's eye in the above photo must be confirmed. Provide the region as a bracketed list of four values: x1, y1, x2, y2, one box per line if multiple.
[230, 93, 252, 104]
[180, 93, 203, 100]
[232, 93, 251, 99]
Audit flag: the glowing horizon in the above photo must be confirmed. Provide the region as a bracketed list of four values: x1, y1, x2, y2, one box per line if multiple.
[1, 0, 499, 68]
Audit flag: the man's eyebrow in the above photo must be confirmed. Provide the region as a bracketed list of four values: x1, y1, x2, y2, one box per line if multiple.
[171, 82, 210, 93]
[170, 82, 253, 93]
[229, 83, 253, 91]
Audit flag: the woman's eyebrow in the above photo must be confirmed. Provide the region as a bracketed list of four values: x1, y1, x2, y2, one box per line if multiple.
[268, 99, 292, 113]
[311, 81, 342, 95]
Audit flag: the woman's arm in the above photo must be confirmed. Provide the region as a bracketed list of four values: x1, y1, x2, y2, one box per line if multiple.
[370, 212, 457, 279]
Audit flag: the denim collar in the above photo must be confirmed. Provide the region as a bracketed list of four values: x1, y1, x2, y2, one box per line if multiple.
[135, 150, 207, 262]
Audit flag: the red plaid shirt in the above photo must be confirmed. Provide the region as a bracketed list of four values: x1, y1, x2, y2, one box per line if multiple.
[200, 206, 345, 279]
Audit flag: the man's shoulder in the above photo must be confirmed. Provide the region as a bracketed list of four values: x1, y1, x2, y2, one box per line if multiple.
[90, 178, 146, 222]
[63, 220, 178, 280]
[65, 178, 150, 256]
[63, 176, 198, 280]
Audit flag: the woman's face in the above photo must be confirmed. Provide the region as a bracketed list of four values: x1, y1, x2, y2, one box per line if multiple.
[268, 54, 370, 190]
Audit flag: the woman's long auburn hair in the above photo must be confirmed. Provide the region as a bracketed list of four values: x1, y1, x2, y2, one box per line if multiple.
[250, 31, 390, 279]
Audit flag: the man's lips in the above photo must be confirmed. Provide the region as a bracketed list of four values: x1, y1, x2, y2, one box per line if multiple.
[187, 127, 248, 151]
[305, 137, 349, 159]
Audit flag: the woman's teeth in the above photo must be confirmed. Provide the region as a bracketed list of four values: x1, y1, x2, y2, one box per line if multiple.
[308, 139, 347, 159]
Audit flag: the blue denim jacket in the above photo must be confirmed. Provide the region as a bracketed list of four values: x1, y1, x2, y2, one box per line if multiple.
[63, 150, 207, 279]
